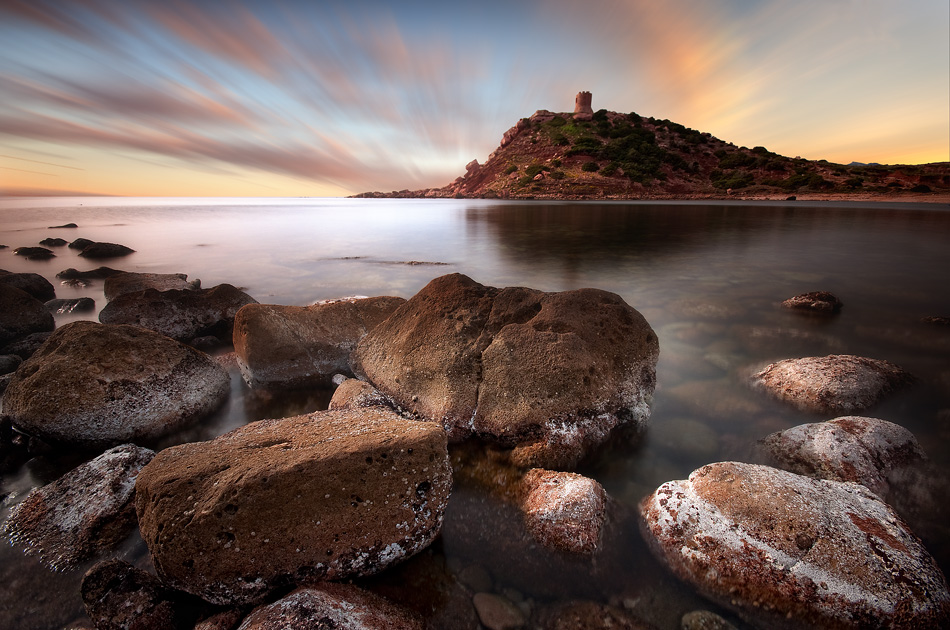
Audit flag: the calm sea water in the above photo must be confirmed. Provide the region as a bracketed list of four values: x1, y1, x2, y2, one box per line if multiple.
[2, 197, 949, 628]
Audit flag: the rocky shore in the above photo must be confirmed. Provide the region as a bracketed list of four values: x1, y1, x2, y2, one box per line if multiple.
[2, 230, 949, 630]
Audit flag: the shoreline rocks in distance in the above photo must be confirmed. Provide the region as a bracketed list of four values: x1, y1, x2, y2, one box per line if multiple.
[639, 461, 950, 629]
[2, 321, 230, 447]
[750, 354, 913, 415]
[352, 273, 659, 469]
[134, 407, 452, 605]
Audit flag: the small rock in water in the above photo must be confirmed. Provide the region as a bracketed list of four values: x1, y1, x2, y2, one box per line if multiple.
[781, 291, 843, 314]
[67, 237, 95, 250]
[49, 223, 78, 229]
[56, 266, 122, 280]
[518, 469, 608, 555]
[2, 444, 154, 569]
[473, 592, 526, 630]
[78, 242, 135, 258]
[750, 354, 913, 414]
[39, 237, 68, 247]
[45, 297, 96, 314]
[922, 315, 950, 326]
[13, 246, 55, 260]
[681, 610, 737, 630]
[103, 271, 199, 300]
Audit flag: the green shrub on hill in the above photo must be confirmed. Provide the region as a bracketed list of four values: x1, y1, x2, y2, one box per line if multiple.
[582, 161, 600, 172]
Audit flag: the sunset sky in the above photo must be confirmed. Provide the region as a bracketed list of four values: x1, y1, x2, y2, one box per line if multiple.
[1, 0, 947, 197]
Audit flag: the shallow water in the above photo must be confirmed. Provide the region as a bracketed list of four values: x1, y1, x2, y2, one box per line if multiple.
[1, 197, 949, 628]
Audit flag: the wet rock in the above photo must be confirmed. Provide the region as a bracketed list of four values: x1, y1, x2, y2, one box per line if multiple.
[49, 222, 78, 229]
[639, 461, 950, 629]
[236, 584, 425, 630]
[78, 242, 135, 258]
[0, 330, 52, 360]
[99, 284, 257, 343]
[81, 559, 192, 630]
[234, 296, 405, 389]
[750, 354, 914, 415]
[135, 407, 452, 605]
[68, 237, 95, 250]
[0, 353, 21, 375]
[3, 321, 230, 446]
[56, 266, 122, 281]
[13, 246, 55, 260]
[1, 444, 154, 569]
[532, 600, 650, 630]
[103, 271, 199, 300]
[46, 297, 96, 314]
[353, 274, 658, 468]
[781, 291, 843, 314]
[518, 469, 607, 555]
[0, 283, 55, 346]
[328, 377, 391, 410]
[0, 271, 56, 301]
[473, 592, 525, 630]
[681, 610, 737, 630]
[39, 237, 68, 247]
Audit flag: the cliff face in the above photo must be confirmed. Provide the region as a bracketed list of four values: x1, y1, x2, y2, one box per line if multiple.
[355, 108, 950, 200]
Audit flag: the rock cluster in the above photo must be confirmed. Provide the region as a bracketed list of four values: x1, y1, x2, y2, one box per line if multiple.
[134, 407, 452, 605]
[353, 273, 658, 468]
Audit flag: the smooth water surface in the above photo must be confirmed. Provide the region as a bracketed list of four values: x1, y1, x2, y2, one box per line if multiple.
[2, 197, 949, 628]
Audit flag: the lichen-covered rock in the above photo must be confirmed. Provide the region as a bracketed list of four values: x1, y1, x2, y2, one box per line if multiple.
[781, 291, 843, 314]
[233, 296, 405, 389]
[81, 559, 189, 630]
[518, 469, 607, 555]
[353, 274, 658, 468]
[0, 283, 55, 346]
[99, 284, 257, 342]
[2, 444, 154, 569]
[329, 377, 390, 410]
[750, 355, 913, 415]
[3, 321, 230, 446]
[639, 461, 950, 629]
[0, 271, 56, 301]
[103, 271, 199, 300]
[236, 584, 425, 630]
[135, 407, 452, 605]
[78, 241, 135, 258]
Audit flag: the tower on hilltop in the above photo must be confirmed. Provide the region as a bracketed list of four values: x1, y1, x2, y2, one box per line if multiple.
[574, 91, 593, 115]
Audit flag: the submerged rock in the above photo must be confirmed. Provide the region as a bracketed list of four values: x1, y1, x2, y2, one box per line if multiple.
[0, 271, 56, 301]
[639, 461, 950, 629]
[78, 242, 135, 258]
[353, 274, 658, 468]
[13, 246, 55, 260]
[0, 284, 55, 346]
[750, 354, 913, 415]
[99, 284, 257, 343]
[135, 407, 452, 605]
[781, 291, 843, 314]
[236, 584, 425, 630]
[2, 444, 154, 569]
[3, 321, 230, 446]
[518, 469, 607, 555]
[472, 592, 525, 630]
[103, 271, 199, 300]
[532, 600, 650, 630]
[233, 296, 405, 389]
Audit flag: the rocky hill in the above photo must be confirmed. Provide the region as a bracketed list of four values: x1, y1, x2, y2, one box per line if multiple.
[355, 108, 950, 200]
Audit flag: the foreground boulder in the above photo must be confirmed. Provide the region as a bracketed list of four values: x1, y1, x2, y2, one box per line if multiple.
[750, 354, 913, 415]
[135, 407, 452, 605]
[233, 296, 405, 389]
[2, 444, 154, 569]
[0, 283, 55, 346]
[236, 584, 425, 630]
[103, 271, 199, 300]
[639, 461, 950, 629]
[3, 321, 229, 446]
[99, 284, 257, 343]
[353, 274, 658, 468]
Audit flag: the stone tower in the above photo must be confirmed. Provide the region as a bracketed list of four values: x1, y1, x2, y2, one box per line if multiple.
[574, 91, 593, 115]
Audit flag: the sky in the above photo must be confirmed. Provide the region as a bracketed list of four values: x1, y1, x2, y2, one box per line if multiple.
[1, 0, 947, 197]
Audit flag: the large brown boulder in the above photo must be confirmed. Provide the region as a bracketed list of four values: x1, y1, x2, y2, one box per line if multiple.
[750, 354, 913, 415]
[103, 271, 199, 300]
[639, 461, 950, 629]
[236, 584, 425, 630]
[353, 274, 658, 468]
[0, 283, 55, 346]
[134, 407, 452, 605]
[3, 321, 230, 446]
[99, 284, 258, 343]
[2, 444, 154, 570]
[233, 296, 405, 389]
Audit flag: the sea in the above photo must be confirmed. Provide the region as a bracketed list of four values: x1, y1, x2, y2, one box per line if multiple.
[1, 197, 949, 628]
